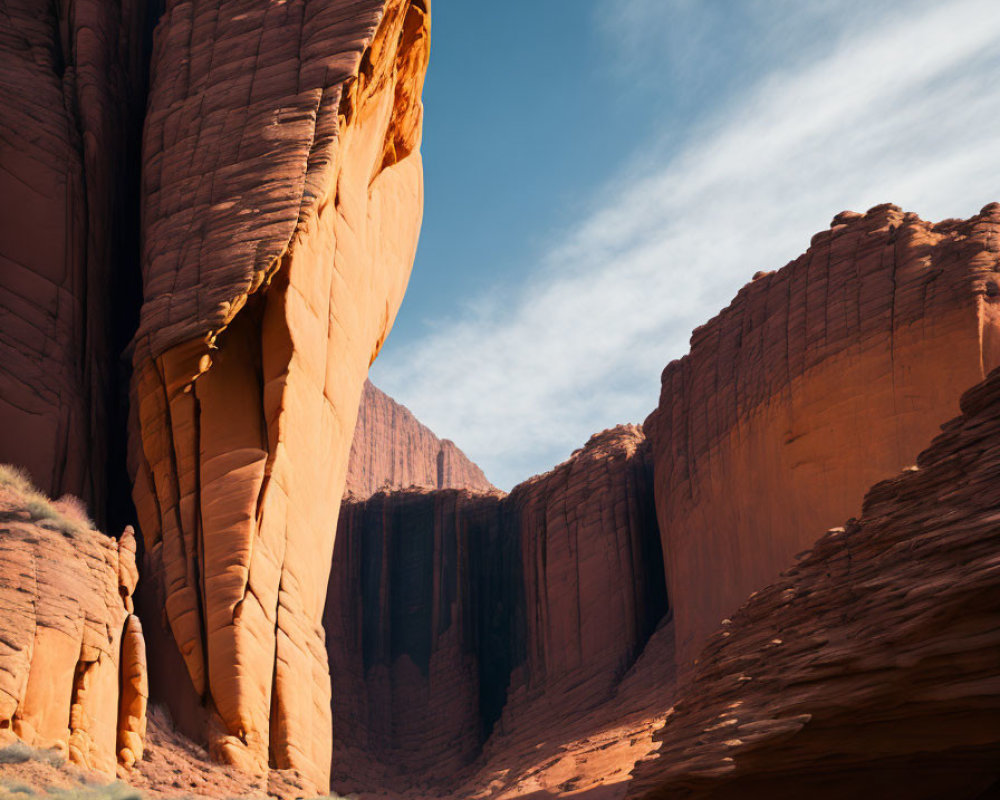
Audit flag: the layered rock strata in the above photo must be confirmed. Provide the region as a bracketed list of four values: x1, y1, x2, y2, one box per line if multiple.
[128, 1, 430, 791]
[645, 203, 1000, 672]
[627, 368, 1000, 800]
[0, 0, 147, 520]
[346, 380, 494, 498]
[326, 425, 668, 794]
[0, 470, 147, 777]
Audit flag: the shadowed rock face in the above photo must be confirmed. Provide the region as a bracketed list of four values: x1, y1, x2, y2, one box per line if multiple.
[626, 368, 1000, 800]
[127, 0, 429, 792]
[0, 473, 147, 777]
[346, 380, 495, 499]
[644, 203, 1000, 674]
[326, 425, 668, 796]
[0, 0, 147, 523]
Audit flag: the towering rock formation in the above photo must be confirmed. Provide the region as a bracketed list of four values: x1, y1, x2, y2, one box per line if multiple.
[346, 380, 494, 498]
[326, 425, 667, 794]
[627, 369, 1000, 800]
[644, 204, 1000, 672]
[128, 1, 430, 792]
[0, 468, 147, 777]
[0, 0, 147, 521]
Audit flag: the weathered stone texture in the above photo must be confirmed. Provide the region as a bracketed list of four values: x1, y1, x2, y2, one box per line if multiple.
[0, 477, 147, 777]
[327, 425, 668, 795]
[346, 380, 494, 498]
[128, 1, 430, 792]
[627, 368, 1000, 800]
[0, 0, 145, 519]
[644, 203, 1000, 672]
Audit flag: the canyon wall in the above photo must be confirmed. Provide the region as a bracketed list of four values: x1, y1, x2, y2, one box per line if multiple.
[128, 0, 430, 792]
[326, 425, 668, 794]
[0, 0, 146, 522]
[0, 469, 147, 777]
[645, 203, 1000, 672]
[346, 380, 494, 498]
[627, 368, 1000, 800]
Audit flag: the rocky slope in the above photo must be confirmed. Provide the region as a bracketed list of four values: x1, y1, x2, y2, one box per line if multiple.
[627, 367, 1000, 800]
[346, 380, 494, 498]
[326, 424, 668, 796]
[128, 1, 429, 791]
[0, 468, 146, 777]
[645, 203, 1000, 673]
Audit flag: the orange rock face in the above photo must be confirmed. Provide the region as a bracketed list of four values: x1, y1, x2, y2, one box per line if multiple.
[326, 425, 668, 796]
[644, 203, 1000, 673]
[627, 369, 1000, 800]
[0, 0, 145, 519]
[346, 380, 495, 498]
[0, 470, 147, 777]
[128, 1, 430, 792]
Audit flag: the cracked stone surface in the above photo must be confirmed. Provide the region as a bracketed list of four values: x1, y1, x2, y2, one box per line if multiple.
[0, 479, 147, 777]
[128, 0, 429, 792]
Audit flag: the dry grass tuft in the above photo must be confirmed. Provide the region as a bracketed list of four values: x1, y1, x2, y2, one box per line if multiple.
[0, 465, 93, 538]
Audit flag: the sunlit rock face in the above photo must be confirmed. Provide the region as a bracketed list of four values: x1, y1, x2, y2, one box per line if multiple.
[0, 472, 147, 777]
[128, 0, 429, 792]
[644, 204, 1000, 674]
[326, 425, 668, 796]
[627, 368, 1000, 800]
[0, 0, 146, 521]
[346, 380, 495, 499]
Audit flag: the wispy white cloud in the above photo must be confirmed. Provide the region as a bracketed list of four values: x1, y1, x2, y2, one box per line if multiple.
[372, 0, 1000, 490]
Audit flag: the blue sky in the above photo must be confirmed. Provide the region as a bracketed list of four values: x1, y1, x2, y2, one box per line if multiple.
[371, 0, 1000, 490]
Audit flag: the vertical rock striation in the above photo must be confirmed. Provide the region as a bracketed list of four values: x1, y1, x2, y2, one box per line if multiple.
[128, 0, 430, 791]
[327, 424, 668, 794]
[627, 368, 1000, 800]
[644, 204, 1000, 673]
[0, 470, 147, 777]
[345, 380, 494, 498]
[0, 0, 147, 521]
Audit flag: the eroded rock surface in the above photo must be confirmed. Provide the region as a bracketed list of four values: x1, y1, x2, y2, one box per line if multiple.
[0, 470, 147, 777]
[128, 1, 430, 791]
[327, 425, 668, 796]
[644, 203, 1000, 672]
[0, 0, 146, 520]
[627, 368, 1000, 800]
[346, 380, 494, 498]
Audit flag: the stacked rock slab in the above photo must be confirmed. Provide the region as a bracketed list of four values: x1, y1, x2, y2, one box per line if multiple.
[627, 369, 1000, 800]
[0, 473, 147, 776]
[345, 380, 495, 498]
[644, 204, 1000, 673]
[327, 425, 667, 794]
[0, 0, 146, 519]
[128, 0, 429, 792]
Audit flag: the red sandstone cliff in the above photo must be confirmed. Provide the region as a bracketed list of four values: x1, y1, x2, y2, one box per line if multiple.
[346, 380, 494, 498]
[322, 206, 1000, 800]
[326, 424, 668, 796]
[626, 368, 1000, 800]
[0, 0, 147, 521]
[128, 1, 430, 792]
[644, 203, 1000, 673]
[0, 467, 147, 777]
[1, 4, 999, 792]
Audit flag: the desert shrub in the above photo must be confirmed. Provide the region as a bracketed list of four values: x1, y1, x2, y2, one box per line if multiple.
[0, 741, 63, 767]
[0, 465, 34, 496]
[52, 495, 94, 530]
[0, 465, 91, 538]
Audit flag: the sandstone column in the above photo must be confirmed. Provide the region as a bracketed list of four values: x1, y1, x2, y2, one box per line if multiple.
[129, 1, 430, 791]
